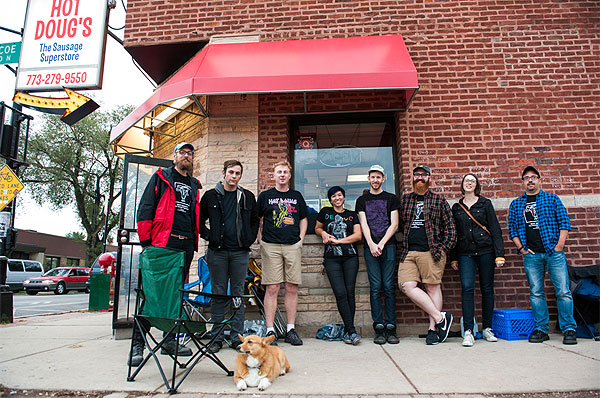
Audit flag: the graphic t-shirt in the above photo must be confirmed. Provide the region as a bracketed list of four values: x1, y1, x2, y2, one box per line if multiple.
[355, 191, 400, 245]
[317, 208, 360, 257]
[221, 189, 240, 250]
[524, 195, 544, 252]
[171, 170, 193, 238]
[408, 195, 430, 252]
[258, 188, 308, 244]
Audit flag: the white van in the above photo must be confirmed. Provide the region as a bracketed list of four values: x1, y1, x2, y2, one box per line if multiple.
[6, 259, 44, 291]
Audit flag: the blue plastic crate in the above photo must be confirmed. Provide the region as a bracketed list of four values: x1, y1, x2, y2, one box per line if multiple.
[492, 308, 535, 341]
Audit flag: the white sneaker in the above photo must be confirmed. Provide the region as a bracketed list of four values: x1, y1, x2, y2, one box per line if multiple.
[462, 330, 475, 347]
[482, 328, 498, 342]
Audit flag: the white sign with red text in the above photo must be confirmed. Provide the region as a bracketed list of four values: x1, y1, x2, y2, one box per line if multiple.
[15, 0, 109, 92]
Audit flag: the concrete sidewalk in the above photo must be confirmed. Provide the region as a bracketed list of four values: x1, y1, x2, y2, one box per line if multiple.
[1, 311, 599, 396]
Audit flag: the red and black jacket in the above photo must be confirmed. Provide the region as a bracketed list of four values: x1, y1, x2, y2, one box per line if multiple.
[136, 167, 202, 250]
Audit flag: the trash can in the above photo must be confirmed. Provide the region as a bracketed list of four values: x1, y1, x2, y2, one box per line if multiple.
[89, 273, 111, 311]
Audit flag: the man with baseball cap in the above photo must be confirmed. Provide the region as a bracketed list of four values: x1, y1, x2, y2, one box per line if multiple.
[129, 142, 203, 365]
[508, 165, 577, 345]
[356, 164, 401, 344]
[398, 164, 456, 345]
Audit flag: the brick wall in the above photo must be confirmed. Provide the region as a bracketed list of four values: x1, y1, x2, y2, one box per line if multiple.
[124, 0, 600, 332]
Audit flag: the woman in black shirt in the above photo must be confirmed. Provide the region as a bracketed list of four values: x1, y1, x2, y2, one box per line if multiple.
[450, 173, 505, 347]
[315, 186, 362, 345]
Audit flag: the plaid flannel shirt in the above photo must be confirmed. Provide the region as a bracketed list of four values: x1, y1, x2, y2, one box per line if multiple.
[399, 190, 456, 262]
[508, 189, 571, 254]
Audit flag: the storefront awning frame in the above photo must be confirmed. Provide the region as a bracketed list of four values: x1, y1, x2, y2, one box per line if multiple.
[110, 34, 419, 156]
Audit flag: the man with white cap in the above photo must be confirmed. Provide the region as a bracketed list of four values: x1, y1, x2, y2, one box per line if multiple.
[129, 142, 203, 365]
[356, 164, 400, 344]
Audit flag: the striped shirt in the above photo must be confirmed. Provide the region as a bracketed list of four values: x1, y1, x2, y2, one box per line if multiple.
[399, 190, 456, 262]
[508, 189, 571, 254]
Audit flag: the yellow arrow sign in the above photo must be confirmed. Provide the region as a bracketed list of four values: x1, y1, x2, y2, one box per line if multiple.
[0, 164, 24, 212]
[13, 88, 99, 126]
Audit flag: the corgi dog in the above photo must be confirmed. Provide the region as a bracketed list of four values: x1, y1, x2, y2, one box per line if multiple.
[234, 333, 290, 391]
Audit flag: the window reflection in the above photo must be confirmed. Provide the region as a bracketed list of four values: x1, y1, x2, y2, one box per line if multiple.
[293, 122, 396, 212]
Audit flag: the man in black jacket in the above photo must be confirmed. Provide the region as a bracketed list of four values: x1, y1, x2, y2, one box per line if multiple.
[129, 142, 202, 366]
[199, 159, 259, 352]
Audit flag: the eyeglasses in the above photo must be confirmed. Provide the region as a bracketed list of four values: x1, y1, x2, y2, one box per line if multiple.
[413, 173, 429, 178]
[177, 149, 194, 157]
[522, 175, 539, 181]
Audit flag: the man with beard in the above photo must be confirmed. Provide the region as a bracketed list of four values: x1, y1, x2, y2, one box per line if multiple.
[508, 166, 577, 345]
[200, 160, 259, 352]
[398, 165, 456, 345]
[128, 142, 202, 366]
[356, 165, 400, 344]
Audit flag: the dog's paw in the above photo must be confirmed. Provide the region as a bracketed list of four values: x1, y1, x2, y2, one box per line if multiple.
[280, 368, 286, 375]
[258, 378, 271, 391]
[236, 380, 247, 391]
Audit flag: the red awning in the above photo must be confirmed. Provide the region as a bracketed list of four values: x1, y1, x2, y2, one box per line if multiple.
[110, 34, 418, 155]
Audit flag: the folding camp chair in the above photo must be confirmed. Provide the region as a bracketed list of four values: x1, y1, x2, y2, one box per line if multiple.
[568, 264, 600, 341]
[126, 246, 248, 393]
[245, 258, 287, 337]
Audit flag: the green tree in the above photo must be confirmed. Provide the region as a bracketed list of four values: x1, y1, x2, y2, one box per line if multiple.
[65, 231, 86, 241]
[23, 106, 133, 263]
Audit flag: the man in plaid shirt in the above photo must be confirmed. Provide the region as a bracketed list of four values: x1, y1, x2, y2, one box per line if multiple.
[398, 165, 457, 345]
[508, 165, 577, 345]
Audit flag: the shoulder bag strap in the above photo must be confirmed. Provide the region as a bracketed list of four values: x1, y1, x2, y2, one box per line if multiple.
[458, 202, 491, 235]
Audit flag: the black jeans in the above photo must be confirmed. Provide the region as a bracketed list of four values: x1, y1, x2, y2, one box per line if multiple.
[323, 256, 359, 333]
[458, 252, 495, 331]
[206, 248, 249, 343]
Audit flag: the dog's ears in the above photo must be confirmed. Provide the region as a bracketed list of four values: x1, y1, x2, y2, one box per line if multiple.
[264, 334, 275, 345]
[238, 333, 244, 341]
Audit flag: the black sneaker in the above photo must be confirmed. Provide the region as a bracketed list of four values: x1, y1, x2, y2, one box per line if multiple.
[161, 339, 193, 356]
[425, 329, 439, 345]
[385, 324, 400, 344]
[528, 329, 550, 343]
[127, 344, 144, 366]
[207, 341, 222, 353]
[285, 328, 303, 346]
[563, 329, 577, 345]
[435, 312, 453, 343]
[373, 323, 386, 345]
[266, 330, 278, 346]
[230, 339, 242, 350]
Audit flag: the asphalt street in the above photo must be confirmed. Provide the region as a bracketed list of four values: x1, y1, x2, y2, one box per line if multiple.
[12, 292, 90, 318]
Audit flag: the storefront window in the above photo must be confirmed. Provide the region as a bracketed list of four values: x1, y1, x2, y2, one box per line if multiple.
[293, 120, 396, 213]
[45, 256, 60, 269]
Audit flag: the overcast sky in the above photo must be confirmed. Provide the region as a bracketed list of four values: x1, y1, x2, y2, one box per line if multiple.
[0, 0, 154, 236]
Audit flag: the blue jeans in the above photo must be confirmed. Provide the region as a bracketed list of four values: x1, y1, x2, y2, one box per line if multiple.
[459, 253, 495, 331]
[523, 251, 577, 333]
[206, 248, 249, 343]
[364, 243, 397, 325]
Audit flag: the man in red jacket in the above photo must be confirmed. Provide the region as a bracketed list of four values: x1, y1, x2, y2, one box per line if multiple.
[128, 142, 202, 366]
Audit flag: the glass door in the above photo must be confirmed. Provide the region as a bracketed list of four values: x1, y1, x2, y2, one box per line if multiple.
[112, 154, 172, 330]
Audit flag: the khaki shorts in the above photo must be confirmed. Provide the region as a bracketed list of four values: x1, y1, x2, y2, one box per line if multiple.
[398, 251, 446, 285]
[260, 240, 303, 285]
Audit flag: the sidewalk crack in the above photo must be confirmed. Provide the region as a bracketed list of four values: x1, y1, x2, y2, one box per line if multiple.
[381, 346, 420, 394]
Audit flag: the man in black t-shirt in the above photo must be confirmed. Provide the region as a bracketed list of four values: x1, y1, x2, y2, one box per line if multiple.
[356, 165, 400, 345]
[131, 142, 202, 365]
[199, 160, 259, 353]
[508, 165, 577, 345]
[258, 161, 308, 346]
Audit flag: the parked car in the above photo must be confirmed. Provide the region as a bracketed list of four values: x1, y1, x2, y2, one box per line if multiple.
[24, 266, 91, 295]
[6, 259, 44, 291]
